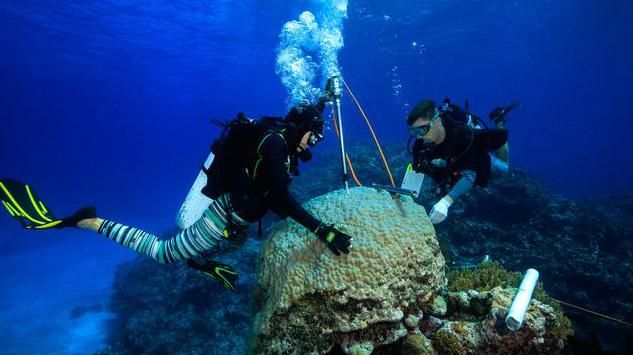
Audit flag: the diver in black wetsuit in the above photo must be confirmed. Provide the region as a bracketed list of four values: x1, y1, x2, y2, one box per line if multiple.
[406, 99, 515, 224]
[0, 96, 352, 291]
[91, 98, 352, 286]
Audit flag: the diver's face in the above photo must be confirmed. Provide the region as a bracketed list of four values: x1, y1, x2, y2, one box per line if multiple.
[297, 130, 323, 152]
[409, 117, 443, 144]
[297, 131, 312, 152]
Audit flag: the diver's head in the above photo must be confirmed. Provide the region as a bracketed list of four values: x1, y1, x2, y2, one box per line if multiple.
[407, 99, 445, 145]
[284, 102, 325, 161]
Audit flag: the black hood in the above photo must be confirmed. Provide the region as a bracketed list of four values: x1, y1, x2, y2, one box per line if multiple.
[284, 102, 325, 148]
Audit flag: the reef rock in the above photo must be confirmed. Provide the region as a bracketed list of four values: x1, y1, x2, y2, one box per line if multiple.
[249, 187, 446, 354]
[435, 287, 567, 354]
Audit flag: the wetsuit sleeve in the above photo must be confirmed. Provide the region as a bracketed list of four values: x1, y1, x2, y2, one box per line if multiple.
[447, 169, 476, 201]
[257, 134, 322, 233]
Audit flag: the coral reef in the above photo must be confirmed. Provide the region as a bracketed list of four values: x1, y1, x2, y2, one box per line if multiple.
[438, 287, 567, 354]
[431, 330, 465, 355]
[400, 331, 433, 355]
[447, 261, 523, 292]
[294, 143, 632, 353]
[250, 187, 446, 354]
[447, 262, 572, 342]
[97, 233, 264, 355]
[250, 187, 571, 354]
[98, 143, 631, 354]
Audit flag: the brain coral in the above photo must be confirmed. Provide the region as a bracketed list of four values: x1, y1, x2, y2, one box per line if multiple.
[249, 187, 446, 354]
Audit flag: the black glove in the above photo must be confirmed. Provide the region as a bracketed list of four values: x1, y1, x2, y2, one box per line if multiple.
[315, 224, 352, 256]
[297, 147, 313, 162]
[315, 95, 330, 114]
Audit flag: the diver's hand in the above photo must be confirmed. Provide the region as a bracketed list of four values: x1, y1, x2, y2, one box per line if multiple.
[430, 196, 453, 224]
[315, 224, 352, 256]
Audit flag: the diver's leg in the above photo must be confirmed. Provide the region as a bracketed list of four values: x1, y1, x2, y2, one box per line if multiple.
[494, 121, 510, 166]
[495, 144, 509, 165]
[77, 195, 244, 264]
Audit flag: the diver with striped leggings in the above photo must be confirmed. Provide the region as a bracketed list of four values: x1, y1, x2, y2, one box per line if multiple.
[0, 95, 353, 291]
[96, 195, 243, 265]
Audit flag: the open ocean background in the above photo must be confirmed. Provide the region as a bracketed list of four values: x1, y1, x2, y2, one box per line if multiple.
[1, 0, 632, 353]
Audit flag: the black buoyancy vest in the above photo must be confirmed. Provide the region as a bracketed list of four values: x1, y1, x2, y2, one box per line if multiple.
[202, 115, 285, 200]
[414, 118, 508, 188]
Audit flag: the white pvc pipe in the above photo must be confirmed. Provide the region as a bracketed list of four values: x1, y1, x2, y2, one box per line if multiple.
[506, 268, 539, 331]
[175, 152, 215, 229]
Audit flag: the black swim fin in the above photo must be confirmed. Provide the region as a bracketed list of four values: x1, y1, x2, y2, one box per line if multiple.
[187, 258, 238, 291]
[0, 178, 96, 230]
[489, 101, 520, 125]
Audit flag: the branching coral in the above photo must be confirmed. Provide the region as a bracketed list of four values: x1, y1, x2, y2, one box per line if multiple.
[447, 261, 522, 292]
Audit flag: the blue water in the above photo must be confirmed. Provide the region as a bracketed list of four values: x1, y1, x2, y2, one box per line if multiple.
[1, 0, 632, 353]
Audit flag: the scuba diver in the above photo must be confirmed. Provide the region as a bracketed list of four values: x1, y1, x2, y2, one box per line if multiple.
[0, 94, 353, 291]
[406, 98, 518, 224]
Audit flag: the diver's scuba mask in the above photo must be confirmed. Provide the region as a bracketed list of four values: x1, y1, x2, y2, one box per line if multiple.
[307, 131, 323, 146]
[297, 131, 322, 162]
[407, 108, 440, 138]
[284, 101, 325, 164]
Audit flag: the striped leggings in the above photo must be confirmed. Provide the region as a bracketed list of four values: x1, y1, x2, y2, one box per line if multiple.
[97, 194, 248, 264]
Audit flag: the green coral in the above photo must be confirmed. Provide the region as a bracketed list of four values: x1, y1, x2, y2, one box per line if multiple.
[400, 332, 433, 355]
[447, 262, 573, 341]
[430, 331, 465, 355]
[447, 261, 522, 292]
[349, 343, 374, 355]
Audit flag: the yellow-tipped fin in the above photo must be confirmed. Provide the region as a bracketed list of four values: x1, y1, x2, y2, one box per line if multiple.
[26, 185, 53, 222]
[0, 181, 45, 225]
[2, 200, 18, 217]
[31, 220, 63, 229]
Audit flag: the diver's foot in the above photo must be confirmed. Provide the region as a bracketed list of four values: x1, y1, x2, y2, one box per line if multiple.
[77, 217, 103, 231]
[489, 101, 520, 126]
[187, 259, 238, 291]
[55, 206, 97, 229]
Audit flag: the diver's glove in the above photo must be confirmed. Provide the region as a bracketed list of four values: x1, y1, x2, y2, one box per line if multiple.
[297, 147, 313, 162]
[429, 196, 453, 224]
[315, 223, 352, 256]
[187, 259, 238, 292]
